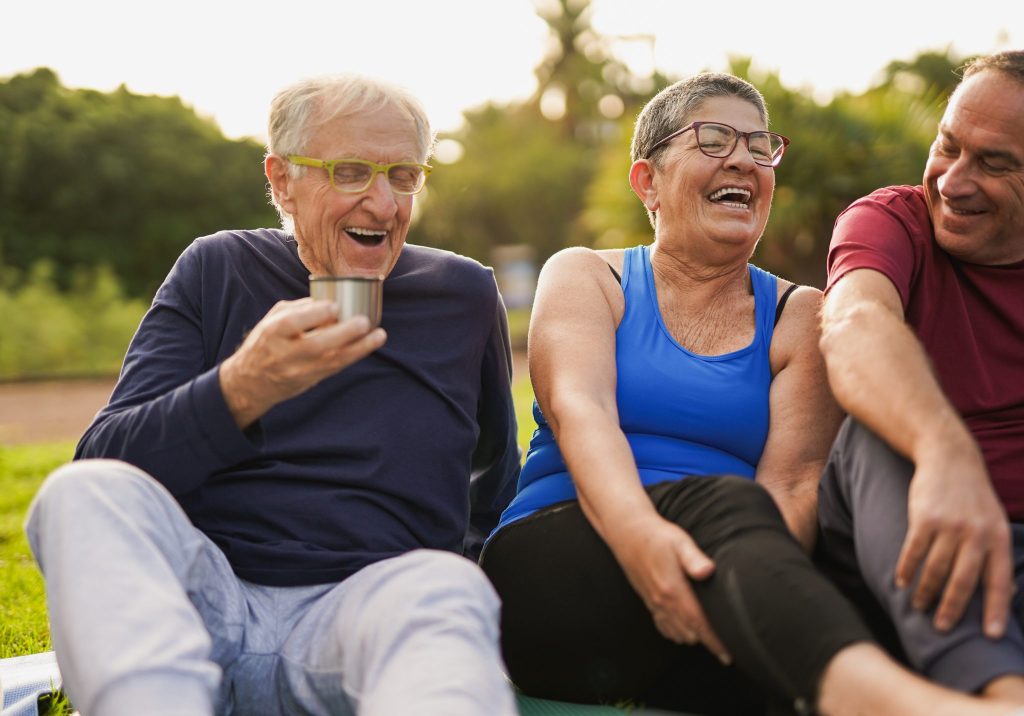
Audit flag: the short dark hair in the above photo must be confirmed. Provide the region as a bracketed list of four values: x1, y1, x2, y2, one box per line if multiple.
[961, 50, 1024, 85]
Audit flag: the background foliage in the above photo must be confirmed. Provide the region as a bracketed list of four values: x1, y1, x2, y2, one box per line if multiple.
[0, 0, 971, 379]
[0, 262, 147, 379]
[0, 67, 277, 300]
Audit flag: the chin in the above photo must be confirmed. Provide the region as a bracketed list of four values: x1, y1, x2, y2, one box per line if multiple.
[716, 227, 762, 247]
[933, 230, 985, 262]
[349, 268, 389, 279]
[350, 256, 398, 278]
[331, 250, 392, 277]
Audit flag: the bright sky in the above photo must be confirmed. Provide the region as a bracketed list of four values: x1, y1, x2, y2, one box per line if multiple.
[4, 0, 1018, 142]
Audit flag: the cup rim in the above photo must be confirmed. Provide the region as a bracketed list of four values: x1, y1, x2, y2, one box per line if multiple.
[309, 274, 384, 283]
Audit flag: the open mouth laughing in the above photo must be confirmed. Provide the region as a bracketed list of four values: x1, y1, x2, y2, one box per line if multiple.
[708, 186, 752, 209]
[345, 227, 388, 247]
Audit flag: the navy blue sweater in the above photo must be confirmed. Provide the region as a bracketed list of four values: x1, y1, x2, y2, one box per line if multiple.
[76, 229, 520, 586]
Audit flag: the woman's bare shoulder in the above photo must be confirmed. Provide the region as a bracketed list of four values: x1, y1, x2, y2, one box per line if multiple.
[776, 283, 824, 325]
[535, 247, 627, 321]
[540, 246, 627, 283]
[770, 282, 826, 372]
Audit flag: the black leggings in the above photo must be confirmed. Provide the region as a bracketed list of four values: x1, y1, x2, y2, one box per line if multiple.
[480, 476, 872, 716]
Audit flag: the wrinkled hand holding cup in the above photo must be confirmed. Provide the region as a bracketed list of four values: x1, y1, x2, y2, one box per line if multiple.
[310, 275, 384, 327]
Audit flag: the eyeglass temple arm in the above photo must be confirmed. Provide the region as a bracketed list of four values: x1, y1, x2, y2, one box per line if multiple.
[286, 155, 328, 169]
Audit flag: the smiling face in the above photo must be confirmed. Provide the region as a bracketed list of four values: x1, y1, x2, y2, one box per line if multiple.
[638, 95, 775, 257]
[267, 104, 423, 278]
[923, 70, 1024, 265]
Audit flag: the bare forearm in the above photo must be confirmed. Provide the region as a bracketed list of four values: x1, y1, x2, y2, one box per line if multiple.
[549, 400, 658, 550]
[820, 301, 976, 463]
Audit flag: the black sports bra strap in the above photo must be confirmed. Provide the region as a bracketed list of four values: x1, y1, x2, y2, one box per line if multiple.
[607, 262, 622, 284]
[774, 284, 799, 326]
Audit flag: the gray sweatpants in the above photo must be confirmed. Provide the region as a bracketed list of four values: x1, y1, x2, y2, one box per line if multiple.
[817, 418, 1024, 693]
[24, 459, 516, 716]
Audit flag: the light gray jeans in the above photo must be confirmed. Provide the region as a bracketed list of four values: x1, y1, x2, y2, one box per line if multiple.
[817, 418, 1024, 693]
[25, 459, 516, 716]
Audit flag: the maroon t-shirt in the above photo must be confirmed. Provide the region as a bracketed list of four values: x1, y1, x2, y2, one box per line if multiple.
[826, 184, 1024, 519]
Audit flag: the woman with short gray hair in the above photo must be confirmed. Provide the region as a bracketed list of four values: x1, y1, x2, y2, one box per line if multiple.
[481, 72, 1017, 716]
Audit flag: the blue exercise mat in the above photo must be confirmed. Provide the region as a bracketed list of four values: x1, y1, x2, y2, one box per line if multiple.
[517, 693, 628, 714]
[517, 692, 698, 715]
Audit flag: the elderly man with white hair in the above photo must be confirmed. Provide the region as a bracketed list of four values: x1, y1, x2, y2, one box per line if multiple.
[25, 73, 520, 716]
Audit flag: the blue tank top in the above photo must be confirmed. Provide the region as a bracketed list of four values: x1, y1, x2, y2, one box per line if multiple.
[492, 244, 777, 534]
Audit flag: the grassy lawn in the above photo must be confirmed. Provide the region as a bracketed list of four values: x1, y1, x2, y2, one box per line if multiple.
[513, 368, 537, 459]
[0, 441, 74, 659]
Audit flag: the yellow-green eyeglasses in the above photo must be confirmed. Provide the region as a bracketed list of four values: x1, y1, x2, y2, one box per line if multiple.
[287, 155, 432, 195]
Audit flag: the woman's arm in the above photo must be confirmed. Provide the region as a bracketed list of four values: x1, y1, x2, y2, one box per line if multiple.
[529, 248, 728, 662]
[530, 248, 639, 544]
[758, 285, 844, 552]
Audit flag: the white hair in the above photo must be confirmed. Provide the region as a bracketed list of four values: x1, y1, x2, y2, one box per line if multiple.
[266, 73, 435, 232]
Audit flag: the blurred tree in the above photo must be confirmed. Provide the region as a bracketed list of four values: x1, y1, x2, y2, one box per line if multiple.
[880, 48, 971, 98]
[578, 110, 649, 253]
[417, 0, 669, 265]
[0, 68, 277, 298]
[532, 0, 656, 142]
[755, 60, 945, 287]
[415, 103, 594, 261]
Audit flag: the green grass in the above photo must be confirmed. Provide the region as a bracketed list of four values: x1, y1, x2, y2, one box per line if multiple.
[0, 443, 74, 716]
[0, 441, 74, 658]
[507, 307, 531, 351]
[513, 369, 537, 460]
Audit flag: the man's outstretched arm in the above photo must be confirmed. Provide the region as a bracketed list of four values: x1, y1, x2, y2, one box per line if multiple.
[820, 268, 1012, 639]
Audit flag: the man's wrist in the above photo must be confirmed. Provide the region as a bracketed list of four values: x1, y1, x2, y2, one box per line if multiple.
[219, 357, 259, 429]
[911, 410, 983, 467]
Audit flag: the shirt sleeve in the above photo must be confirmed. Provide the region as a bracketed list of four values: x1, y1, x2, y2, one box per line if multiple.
[825, 190, 920, 310]
[75, 242, 261, 495]
[463, 283, 521, 560]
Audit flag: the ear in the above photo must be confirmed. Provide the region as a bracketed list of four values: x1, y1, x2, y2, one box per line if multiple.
[629, 159, 659, 214]
[265, 154, 298, 214]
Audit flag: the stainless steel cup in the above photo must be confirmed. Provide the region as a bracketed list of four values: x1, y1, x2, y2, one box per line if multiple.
[309, 275, 383, 327]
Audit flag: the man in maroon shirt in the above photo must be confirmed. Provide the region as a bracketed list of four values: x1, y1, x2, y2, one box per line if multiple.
[816, 50, 1024, 706]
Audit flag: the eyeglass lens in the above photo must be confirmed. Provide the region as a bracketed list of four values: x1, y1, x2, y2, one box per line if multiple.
[696, 123, 783, 166]
[333, 162, 426, 193]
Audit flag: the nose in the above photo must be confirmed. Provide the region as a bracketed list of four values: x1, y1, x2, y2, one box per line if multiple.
[360, 171, 399, 218]
[724, 138, 758, 170]
[936, 153, 976, 200]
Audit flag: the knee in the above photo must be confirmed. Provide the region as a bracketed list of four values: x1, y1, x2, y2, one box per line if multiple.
[25, 459, 158, 542]
[713, 475, 778, 509]
[717, 477, 789, 531]
[660, 476, 789, 548]
[31, 459, 152, 511]
[698, 475, 782, 525]
[384, 550, 501, 614]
